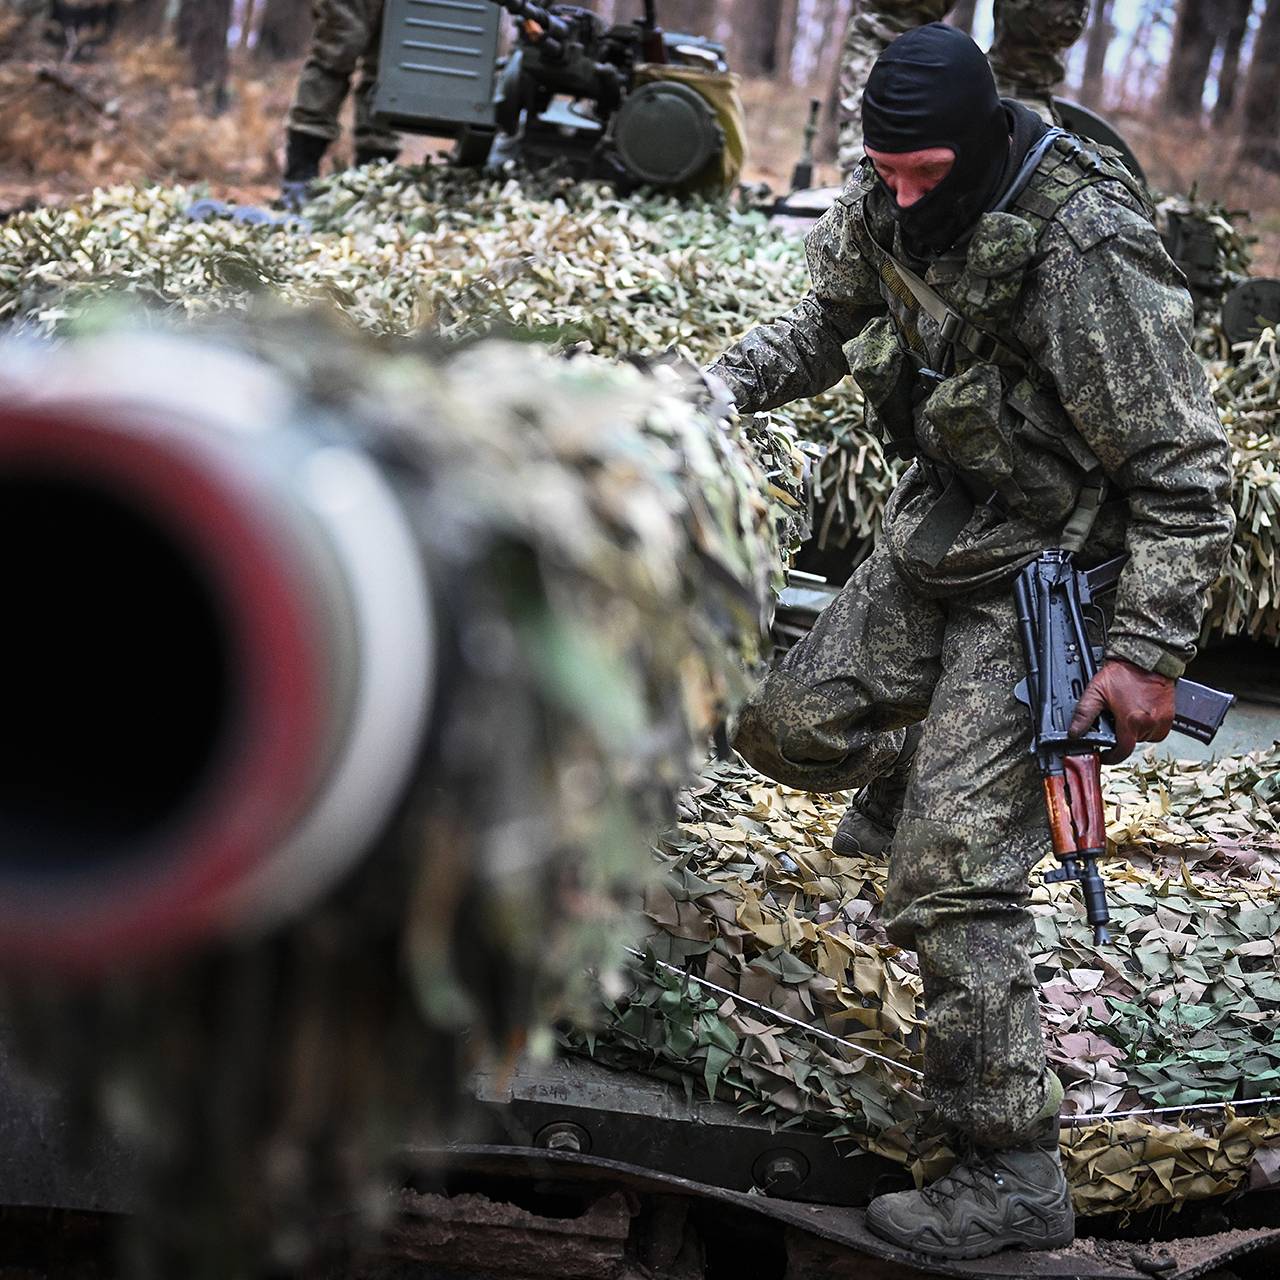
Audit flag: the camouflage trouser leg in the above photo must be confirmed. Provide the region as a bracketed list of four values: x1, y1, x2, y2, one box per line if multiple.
[881, 579, 1053, 1148]
[989, 0, 1090, 121]
[733, 543, 1052, 1148]
[733, 542, 941, 793]
[837, 0, 953, 176]
[287, 0, 399, 155]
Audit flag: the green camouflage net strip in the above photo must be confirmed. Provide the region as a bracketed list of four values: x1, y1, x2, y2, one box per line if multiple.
[1, 170, 1276, 639]
[567, 746, 1280, 1215]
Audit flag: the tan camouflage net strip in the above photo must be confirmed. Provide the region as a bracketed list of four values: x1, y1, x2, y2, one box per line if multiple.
[568, 746, 1280, 1216]
[0, 171, 1276, 638]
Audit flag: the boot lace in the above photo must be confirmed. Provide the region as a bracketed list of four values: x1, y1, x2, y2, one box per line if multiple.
[919, 1147, 1009, 1213]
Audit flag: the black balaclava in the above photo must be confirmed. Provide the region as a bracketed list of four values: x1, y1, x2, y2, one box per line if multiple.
[861, 22, 1010, 255]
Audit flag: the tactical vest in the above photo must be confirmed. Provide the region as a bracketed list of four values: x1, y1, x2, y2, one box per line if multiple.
[842, 133, 1152, 565]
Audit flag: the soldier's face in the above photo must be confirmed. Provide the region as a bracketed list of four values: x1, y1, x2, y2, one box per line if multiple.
[864, 146, 956, 209]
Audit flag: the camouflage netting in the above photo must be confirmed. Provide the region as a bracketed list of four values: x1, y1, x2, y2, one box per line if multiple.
[570, 749, 1280, 1219]
[2, 167, 1279, 1232]
[0, 312, 798, 1275]
[1, 168, 1276, 635]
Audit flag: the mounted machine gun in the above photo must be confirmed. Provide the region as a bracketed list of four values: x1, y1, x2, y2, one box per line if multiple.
[372, 0, 744, 192]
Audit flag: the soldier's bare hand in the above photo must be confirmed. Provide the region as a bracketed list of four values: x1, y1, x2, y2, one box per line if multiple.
[1068, 658, 1176, 764]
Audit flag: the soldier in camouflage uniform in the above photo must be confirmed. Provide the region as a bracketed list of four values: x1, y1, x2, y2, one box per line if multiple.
[282, 0, 401, 204]
[709, 24, 1232, 1258]
[838, 1, 1090, 174]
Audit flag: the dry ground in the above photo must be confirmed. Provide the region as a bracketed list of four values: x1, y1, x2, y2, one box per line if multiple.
[0, 23, 1276, 276]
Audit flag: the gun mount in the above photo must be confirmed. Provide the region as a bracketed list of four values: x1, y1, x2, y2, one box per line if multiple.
[372, 0, 743, 193]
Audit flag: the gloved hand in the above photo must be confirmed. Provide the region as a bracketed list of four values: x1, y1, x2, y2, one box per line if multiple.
[1069, 658, 1176, 764]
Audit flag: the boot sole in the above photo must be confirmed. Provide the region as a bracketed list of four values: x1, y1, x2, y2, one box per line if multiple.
[865, 1217, 1075, 1261]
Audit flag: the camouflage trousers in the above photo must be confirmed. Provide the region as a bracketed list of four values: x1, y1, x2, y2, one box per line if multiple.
[837, 0, 1091, 174]
[287, 0, 400, 155]
[733, 542, 1052, 1148]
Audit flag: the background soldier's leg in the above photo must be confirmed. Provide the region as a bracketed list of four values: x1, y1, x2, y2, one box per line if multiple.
[838, 0, 953, 176]
[732, 542, 944, 794]
[287, 0, 371, 148]
[881, 582, 1052, 1149]
[353, 0, 401, 162]
[988, 0, 1089, 122]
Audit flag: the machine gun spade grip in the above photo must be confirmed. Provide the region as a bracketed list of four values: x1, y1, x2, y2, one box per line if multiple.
[490, 0, 571, 49]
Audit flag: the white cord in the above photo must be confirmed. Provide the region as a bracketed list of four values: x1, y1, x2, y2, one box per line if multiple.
[1063, 1095, 1280, 1126]
[625, 949, 1280, 1128]
[626, 947, 926, 1089]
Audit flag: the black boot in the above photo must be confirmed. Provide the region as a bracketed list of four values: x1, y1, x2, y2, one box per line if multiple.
[354, 147, 399, 169]
[866, 1075, 1073, 1260]
[831, 722, 922, 856]
[281, 130, 330, 209]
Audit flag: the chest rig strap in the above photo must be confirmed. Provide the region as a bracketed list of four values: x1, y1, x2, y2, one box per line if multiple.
[878, 250, 1029, 371]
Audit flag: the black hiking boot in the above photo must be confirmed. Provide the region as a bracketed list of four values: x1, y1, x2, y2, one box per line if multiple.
[866, 1141, 1073, 1259]
[831, 723, 922, 857]
[281, 130, 330, 210]
[866, 1078, 1073, 1260]
[354, 147, 400, 169]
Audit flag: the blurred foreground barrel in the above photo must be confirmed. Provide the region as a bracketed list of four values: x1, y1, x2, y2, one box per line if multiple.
[0, 313, 792, 1274]
[0, 333, 435, 969]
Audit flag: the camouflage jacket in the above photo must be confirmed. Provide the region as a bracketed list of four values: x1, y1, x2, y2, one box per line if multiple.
[710, 140, 1234, 678]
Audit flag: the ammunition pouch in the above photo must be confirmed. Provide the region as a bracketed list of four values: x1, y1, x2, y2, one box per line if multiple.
[918, 364, 1091, 530]
[852, 130, 1143, 589]
[843, 314, 919, 460]
[953, 212, 1039, 336]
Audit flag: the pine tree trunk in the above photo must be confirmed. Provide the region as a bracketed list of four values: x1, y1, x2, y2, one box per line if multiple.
[239, 0, 258, 51]
[1212, 0, 1254, 127]
[120, 0, 169, 37]
[751, 0, 784, 74]
[1163, 0, 1216, 116]
[659, 1, 710, 35]
[949, 0, 978, 34]
[775, 0, 801, 83]
[713, 0, 782, 75]
[815, 0, 852, 160]
[1238, 0, 1280, 169]
[1080, 0, 1114, 107]
[255, 0, 311, 60]
[176, 0, 232, 112]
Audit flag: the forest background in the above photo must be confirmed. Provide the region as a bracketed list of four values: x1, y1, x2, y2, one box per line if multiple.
[1, 0, 1278, 273]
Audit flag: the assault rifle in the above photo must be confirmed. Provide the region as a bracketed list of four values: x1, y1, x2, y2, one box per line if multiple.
[1013, 550, 1234, 944]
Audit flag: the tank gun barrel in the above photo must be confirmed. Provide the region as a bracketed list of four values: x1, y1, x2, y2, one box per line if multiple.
[0, 319, 785, 981]
[0, 331, 436, 972]
[0, 315, 791, 1266]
